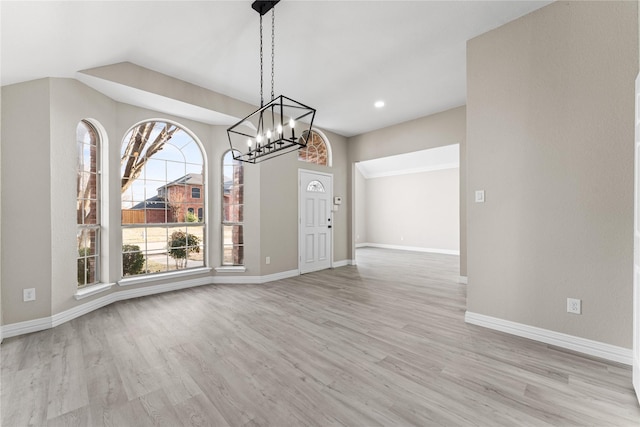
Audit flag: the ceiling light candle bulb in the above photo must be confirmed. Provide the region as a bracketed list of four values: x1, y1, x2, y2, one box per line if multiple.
[266, 129, 272, 142]
[277, 123, 282, 134]
[290, 118, 295, 140]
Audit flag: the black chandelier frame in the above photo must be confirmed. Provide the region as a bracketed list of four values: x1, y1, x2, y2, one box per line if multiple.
[226, 0, 316, 164]
[227, 95, 315, 164]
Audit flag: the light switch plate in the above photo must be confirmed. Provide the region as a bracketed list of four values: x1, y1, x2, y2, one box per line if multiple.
[475, 190, 485, 203]
[23, 288, 36, 302]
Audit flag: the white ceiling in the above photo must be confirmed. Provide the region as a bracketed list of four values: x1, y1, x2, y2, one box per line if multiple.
[0, 0, 551, 137]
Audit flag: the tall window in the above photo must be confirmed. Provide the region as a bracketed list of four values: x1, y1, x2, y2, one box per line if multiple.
[77, 120, 100, 287]
[298, 130, 330, 166]
[222, 150, 244, 265]
[121, 121, 205, 276]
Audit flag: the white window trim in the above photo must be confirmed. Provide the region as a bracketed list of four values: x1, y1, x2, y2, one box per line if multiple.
[297, 129, 333, 167]
[74, 282, 115, 300]
[222, 150, 245, 267]
[77, 119, 111, 289]
[118, 267, 212, 286]
[215, 266, 247, 273]
[120, 119, 209, 280]
[314, 129, 333, 167]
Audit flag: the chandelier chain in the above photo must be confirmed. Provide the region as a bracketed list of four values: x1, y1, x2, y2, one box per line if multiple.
[271, 8, 275, 101]
[226, 1, 317, 163]
[259, 14, 264, 107]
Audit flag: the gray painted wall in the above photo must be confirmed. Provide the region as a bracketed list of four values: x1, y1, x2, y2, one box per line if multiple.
[363, 168, 459, 252]
[259, 129, 349, 275]
[467, 0, 638, 348]
[348, 106, 466, 274]
[2, 79, 53, 323]
[0, 71, 348, 326]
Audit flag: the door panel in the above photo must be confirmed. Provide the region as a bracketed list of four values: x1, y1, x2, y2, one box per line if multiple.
[319, 233, 327, 261]
[305, 199, 314, 226]
[305, 234, 314, 262]
[319, 200, 327, 226]
[299, 171, 333, 274]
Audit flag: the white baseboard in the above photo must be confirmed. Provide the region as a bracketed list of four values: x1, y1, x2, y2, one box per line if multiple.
[118, 267, 212, 287]
[53, 292, 115, 328]
[465, 311, 632, 365]
[2, 271, 299, 339]
[211, 269, 300, 284]
[458, 276, 468, 284]
[260, 269, 300, 283]
[333, 259, 354, 268]
[210, 275, 263, 284]
[2, 316, 53, 339]
[1, 262, 356, 339]
[357, 243, 459, 256]
[2, 276, 215, 339]
[115, 276, 213, 301]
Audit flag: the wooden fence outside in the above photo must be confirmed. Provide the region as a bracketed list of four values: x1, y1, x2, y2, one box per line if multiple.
[121, 209, 145, 224]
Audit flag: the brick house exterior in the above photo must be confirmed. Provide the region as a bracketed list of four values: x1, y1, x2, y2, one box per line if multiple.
[124, 173, 204, 224]
[298, 130, 328, 166]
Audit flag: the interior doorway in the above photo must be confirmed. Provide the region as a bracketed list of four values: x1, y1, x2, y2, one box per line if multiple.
[632, 73, 639, 405]
[354, 145, 460, 261]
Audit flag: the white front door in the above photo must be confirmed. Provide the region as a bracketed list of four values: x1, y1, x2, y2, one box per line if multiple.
[299, 170, 333, 274]
[633, 73, 640, 405]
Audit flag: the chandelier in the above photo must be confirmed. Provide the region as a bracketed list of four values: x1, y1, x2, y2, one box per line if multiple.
[227, 0, 316, 164]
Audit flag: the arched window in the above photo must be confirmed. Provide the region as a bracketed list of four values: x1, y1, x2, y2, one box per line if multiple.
[298, 130, 331, 166]
[222, 150, 244, 265]
[77, 120, 100, 287]
[121, 120, 205, 276]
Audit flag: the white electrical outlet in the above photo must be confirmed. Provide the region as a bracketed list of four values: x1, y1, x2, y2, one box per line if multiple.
[266, 256, 271, 265]
[23, 288, 36, 302]
[567, 298, 581, 314]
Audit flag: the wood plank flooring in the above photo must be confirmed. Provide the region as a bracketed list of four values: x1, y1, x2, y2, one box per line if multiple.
[2, 247, 639, 426]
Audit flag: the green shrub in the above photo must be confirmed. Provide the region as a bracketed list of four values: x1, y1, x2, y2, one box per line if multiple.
[168, 231, 201, 269]
[122, 244, 145, 276]
[77, 247, 93, 286]
[185, 211, 199, 222]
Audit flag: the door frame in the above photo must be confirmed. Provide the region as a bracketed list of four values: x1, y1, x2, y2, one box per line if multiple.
[298, 169, 334, 274]
[633, 73, 640, 405]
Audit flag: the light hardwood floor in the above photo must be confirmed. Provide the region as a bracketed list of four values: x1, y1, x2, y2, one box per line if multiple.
[2, 247, 639, 426]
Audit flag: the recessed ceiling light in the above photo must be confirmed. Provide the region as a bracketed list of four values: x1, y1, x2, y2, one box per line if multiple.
[374, 100, 385, 108]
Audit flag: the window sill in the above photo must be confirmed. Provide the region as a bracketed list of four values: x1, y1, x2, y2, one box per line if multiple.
[118, 267, 212, 287]
[215, 266, 247, 273]
[74, 282, 115, 300]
